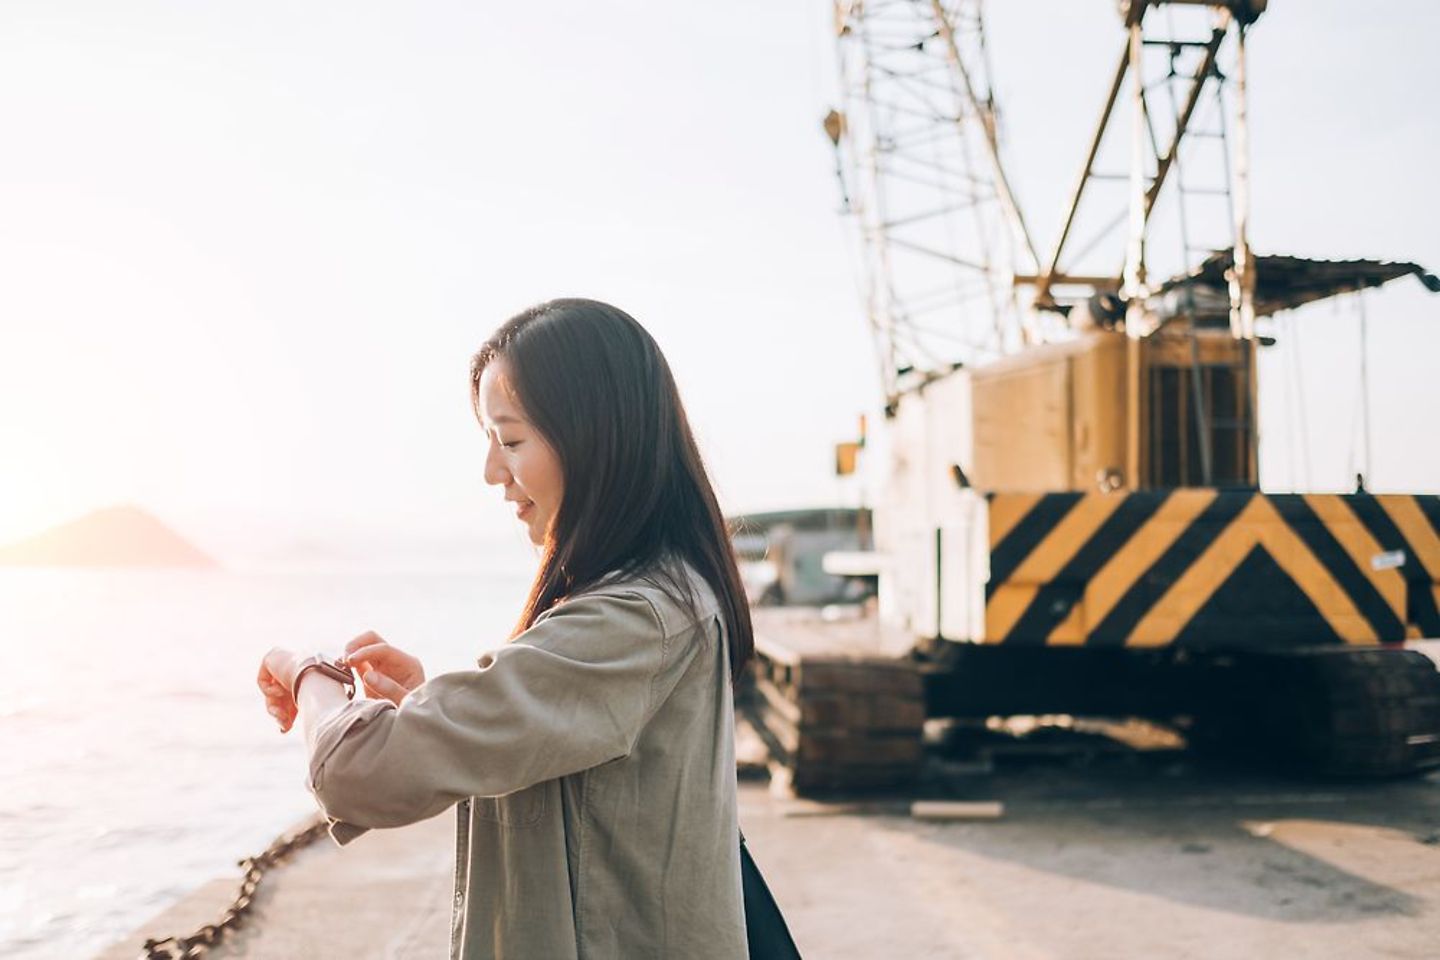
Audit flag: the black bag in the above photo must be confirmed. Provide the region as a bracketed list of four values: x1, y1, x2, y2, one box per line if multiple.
[740, 828, 802, 959]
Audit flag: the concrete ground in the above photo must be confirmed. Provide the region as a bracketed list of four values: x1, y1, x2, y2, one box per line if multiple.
[100, 742, 1440, 959]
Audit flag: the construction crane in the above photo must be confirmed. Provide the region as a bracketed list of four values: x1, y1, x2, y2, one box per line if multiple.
[739, 0, 1440, 792]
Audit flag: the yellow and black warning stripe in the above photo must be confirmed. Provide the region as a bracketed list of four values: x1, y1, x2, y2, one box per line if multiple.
[984, 491, 1440, 648]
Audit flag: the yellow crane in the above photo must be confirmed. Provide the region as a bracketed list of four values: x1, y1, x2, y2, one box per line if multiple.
[739, 0, 1440, 791]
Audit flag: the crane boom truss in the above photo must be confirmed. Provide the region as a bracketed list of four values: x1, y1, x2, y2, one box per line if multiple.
[829, 0, 1032, 403]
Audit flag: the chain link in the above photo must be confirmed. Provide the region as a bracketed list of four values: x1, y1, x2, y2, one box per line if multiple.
[139, 814, 329, 959]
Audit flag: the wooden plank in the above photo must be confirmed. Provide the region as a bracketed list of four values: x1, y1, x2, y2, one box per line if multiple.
[756, 676, 925, 735]
[750, 654, 799, 692]
[795, 661, 924, 697]
[738, 701, 795, 767]
[744, 610, 931, 795]
[797, 692, 927, 731]
[745, 696, 801, 757]
[754, 632, 803, 667]
[746, 699, 923, 768]
[753, 675, 802, 726]
[797, 731, 924, 766]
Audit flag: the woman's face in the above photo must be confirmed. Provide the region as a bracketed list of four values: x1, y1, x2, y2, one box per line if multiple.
[478, 359, 564, 546]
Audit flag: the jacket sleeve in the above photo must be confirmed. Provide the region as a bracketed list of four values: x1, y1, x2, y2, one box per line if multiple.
[306, 588, 677, 841]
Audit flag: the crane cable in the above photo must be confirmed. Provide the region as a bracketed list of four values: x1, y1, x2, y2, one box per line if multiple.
[1346, 287, 1373, 491]
[1289, 313, 1313, 489]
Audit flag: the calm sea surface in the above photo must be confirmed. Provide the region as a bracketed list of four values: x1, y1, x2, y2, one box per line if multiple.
[0, 565, 534, 960]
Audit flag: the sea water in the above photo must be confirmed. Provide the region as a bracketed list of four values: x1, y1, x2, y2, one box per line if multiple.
[0, 564, 534, 959]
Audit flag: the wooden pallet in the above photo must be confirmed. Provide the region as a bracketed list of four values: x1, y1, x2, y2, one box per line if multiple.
[739, 608, 926, 794]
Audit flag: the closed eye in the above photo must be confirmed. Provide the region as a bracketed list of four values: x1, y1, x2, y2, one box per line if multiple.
[501, 441, 522, 450]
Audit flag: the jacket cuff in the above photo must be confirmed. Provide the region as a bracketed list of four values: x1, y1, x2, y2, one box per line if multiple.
[306, 698, 394, 838]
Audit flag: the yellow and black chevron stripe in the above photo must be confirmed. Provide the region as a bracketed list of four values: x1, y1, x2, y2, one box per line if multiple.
[985, 491, 1440, 648]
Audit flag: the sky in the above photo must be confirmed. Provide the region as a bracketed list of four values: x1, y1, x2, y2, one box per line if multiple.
[0, 1, 1436, 571]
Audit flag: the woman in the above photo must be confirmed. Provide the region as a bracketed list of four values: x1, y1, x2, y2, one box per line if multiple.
[256, 298, 755, 959]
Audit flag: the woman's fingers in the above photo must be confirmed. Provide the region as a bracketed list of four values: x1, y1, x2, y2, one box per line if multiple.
[344, 631, 383, 656]
[262, 685, 295, 717]
[260, 647, 301, 692]
[257, 648, 300, 732]
[261, 684, 294, 709]
[345, 641, 390, 668]
[346, 640, 424, 691]
[266, 699, 295, 732]
[263, 693, 295, 732]
[359, 665, 409, 706]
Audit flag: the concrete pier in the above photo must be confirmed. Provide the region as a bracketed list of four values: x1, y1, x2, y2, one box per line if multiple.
[99, 737, 1440, 959]
[94, 811, 455, 959]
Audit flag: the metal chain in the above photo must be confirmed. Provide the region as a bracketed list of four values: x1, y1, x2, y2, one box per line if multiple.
[139, 814, 329, 959]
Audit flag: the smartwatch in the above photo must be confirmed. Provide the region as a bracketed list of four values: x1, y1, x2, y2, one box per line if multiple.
[292, 654, 357, 700]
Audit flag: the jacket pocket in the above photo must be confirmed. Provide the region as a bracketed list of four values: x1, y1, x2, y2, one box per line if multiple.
[473, 780, 547, 828]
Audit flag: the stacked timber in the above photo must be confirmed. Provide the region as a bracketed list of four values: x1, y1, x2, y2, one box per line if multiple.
[740, 609, 926, 793]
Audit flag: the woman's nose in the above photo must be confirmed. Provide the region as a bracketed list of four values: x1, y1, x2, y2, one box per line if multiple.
[482, 443, 510, 487]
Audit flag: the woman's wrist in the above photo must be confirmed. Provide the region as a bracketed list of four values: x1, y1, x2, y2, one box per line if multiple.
[296, 666, 354, 748]
[275, 652, 303, 694]
[296, 668, 351, 708]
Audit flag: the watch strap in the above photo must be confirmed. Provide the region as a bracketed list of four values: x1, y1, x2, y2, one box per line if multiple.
[293, 654, 356, 700]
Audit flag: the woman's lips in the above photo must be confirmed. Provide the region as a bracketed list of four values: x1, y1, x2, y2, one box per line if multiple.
[516, 500, 535, 519]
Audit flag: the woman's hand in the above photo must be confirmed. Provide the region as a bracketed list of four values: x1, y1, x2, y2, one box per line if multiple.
[344, 631, 426, 706]
[257, 647, 302, 733]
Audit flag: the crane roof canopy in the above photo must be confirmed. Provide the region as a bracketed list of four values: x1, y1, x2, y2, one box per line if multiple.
[1158, 249, 1440, 321]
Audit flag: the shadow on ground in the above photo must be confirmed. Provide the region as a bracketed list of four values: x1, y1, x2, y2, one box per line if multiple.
[776, 727, 1440, 926]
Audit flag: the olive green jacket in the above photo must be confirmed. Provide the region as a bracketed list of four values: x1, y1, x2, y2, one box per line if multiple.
[304, 557, 746, 959]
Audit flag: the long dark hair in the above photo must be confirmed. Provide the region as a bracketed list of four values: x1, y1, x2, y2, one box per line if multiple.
[470, 298, 754, 683]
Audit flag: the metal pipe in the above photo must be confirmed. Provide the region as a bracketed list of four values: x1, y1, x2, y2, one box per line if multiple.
[1227, 21, 1256, 341]
[1033, 43, 1130, 310]
[935, 526, 944, 641]
[1013, 273, 1123, 288]
[1357, 289, 1372, 486]
[1123, 13, 1150, 485]
[1187, 335, 1215, 485]
[1123, 19, 1149, 329]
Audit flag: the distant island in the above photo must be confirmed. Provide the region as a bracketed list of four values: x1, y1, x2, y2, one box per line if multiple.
[0, 505, 219, 569]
